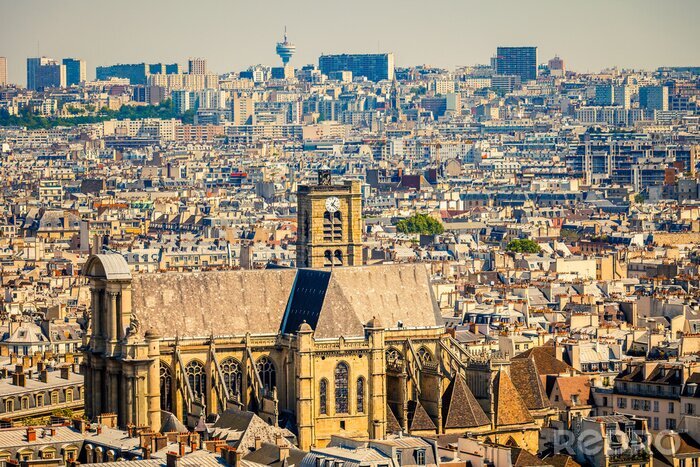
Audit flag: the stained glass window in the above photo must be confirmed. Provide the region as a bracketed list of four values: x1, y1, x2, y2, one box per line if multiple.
[335, 363, 349, 414]
[160, 365, 173, 411]
[185, 360, 206, 402]
[220, 358, 242, 401]
[256, 356, 276, 393]
[356, 377, 365, 413]
[319, 379, 328, 415]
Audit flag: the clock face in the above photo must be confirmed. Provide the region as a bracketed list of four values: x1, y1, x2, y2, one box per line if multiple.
[325, 196, 340, 213]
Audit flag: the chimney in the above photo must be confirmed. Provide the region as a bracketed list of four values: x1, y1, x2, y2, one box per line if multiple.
[9, 353, 16, 364]
[37, 361, 45, 372]
[142, 446, 151, 460]
[166, 451, 180, 467]
[279, 443, 290, 461]
[60, 366, 71, 380]
[154, 434, 168, 453]
[12, 371, 26, 387]
[220, 446, 241, 467]
[73, 417, 87, 434]
[140, 431, 154, 449]
[96, 425, 102, 435]
[254, 436, 262, 451]
[0, 368, 7, 378]
[22, 356, 31, 368]
[26, 428, 36, 442]
[179, 441, 187, 457]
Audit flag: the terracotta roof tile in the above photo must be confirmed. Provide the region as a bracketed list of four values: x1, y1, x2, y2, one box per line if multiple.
[407, 400, 437, 432]
[442, 375, 490, 429]
[494, 370, 535, 427]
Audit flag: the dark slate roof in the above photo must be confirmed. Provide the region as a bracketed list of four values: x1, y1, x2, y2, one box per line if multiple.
[243, 442, 307, 467]
[442, 375, 490, 429]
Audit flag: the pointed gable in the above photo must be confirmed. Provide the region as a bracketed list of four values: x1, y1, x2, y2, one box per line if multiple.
[386, 404, 402, 433]
[407, 400, 437, 432]
[510, 357, 550, 410]
[442, 375, 490, 429]
[494, 370, 535, 427]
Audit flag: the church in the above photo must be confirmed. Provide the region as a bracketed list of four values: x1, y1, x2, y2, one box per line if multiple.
[81, 170, 547, 452]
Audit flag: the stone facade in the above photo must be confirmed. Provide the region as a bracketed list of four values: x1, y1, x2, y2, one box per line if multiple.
[296, 171, 363, 268]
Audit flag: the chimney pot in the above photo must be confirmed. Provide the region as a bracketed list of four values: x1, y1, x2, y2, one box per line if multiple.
[166, 451, 180, 467]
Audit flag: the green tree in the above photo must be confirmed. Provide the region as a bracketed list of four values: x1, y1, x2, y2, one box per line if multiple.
[395, 213, 444, 235]
[634, 193, 645, 204]
[506, 239, 541, 254]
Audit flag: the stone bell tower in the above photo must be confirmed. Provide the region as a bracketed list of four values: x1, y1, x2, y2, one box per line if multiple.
[296, 167, 363, 268]
[82, 254, 161, 432]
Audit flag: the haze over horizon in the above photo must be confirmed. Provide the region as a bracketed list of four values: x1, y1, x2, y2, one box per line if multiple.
[1, 0, 699, 85]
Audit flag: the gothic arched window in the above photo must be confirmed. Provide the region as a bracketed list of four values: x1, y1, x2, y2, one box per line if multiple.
[386, 348, 403, 364]
[324, 250, 333, 267]
[185, 360, 206, 402]
[256, 356, 276, 393]
[417, 347, 433, 364]
[319, 379, 328, 415]
[220, 358, 242, 401]
[160, 364, 173, 412]
[335, 362, 349, 414]
[334, 250, 343, 266]
[356, 377, 365, 413]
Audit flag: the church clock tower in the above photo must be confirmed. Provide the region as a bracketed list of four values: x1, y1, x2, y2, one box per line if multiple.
[296, 167, 363, 268]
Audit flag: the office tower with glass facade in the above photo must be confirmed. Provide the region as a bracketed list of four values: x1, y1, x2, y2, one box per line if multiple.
[495, 46, 538, 82]
[27, 57, 66, 91]
[318, 53, 394, 82]
[62, 58, 86, 86]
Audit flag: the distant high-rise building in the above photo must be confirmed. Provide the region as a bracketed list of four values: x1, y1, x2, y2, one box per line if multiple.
[172, 89, 192, 114]
[275, 27, 296, 66]
[62, 58, 86, 86]
[614, 85, 631, 109]
[595, 85, 615, 106]
[319, 53, 394, 82]
[97, 63, 149, 84]
[96, 63, 181, 85]
[548, 55, 565, 77]
[0, 57, 7, 86]
[639, 86, 669, 111]
[149, 63, 182, 75]
[495, 46, 537, 82]
[27, 57, 66, 91]
[188, 58, 207, 75]
[491, 74, 521, 93]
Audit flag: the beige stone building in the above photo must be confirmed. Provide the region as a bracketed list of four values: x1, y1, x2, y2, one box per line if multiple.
[296, 168, 363, 268]
[81, 173, 543, 453]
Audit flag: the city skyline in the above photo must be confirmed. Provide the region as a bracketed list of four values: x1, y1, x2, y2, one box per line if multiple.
[1, 0, 699, 85]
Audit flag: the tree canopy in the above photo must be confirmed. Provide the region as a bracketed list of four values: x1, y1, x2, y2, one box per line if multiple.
[0, 99, 195, 129]
[505, 238, 541, 254]
[396, 213, 444, 235]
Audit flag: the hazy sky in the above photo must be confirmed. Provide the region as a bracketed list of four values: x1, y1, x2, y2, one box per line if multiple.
[1, 0, 699, 85]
